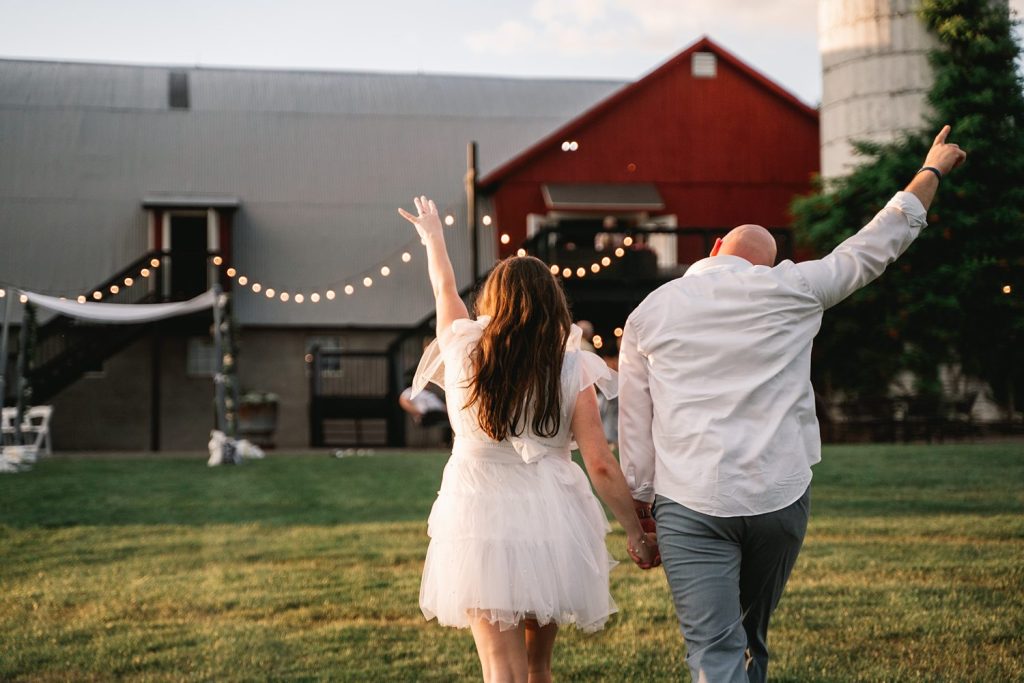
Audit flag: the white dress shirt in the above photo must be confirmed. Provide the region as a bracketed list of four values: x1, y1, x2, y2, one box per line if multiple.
[618, 192, 927, 516]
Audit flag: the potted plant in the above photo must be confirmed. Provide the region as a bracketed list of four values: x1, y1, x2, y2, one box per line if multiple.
[237, 391, 279, 448]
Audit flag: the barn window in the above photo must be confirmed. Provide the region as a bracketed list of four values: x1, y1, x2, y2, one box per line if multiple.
[692, 52, 717, 78]
[169, 71, 190, 109]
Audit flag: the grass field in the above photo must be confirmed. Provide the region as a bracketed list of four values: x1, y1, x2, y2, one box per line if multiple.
[1, 443, 1022, 682]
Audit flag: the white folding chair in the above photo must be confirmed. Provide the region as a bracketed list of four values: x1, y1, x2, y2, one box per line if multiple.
[21, 405, 53, 456]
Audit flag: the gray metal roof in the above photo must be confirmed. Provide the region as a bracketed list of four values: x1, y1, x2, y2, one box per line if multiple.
[0, 59, 623, 326]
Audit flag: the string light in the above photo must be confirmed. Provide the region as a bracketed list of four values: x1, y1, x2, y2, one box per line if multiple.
[77, 295, 86, 303]
[124, 277, 134, 286]
[1003, 285, 1013, 294]
[0, 288, 5, 298]
[482, 215, 492, 226]
[212, 256, 223, 266]
[562, 267, 572, 278]
[150, 258, 160, 268]
[590, 263, 600, 273]
[593, 334, 603, 349]
[344, 285, 354, 295]
[500, 234, 510, 245]
[517, 249, 527, 257]
[444, 215, 455, 226]
[310, 293, 320, 303]
[380, 266, 390, 277]
[110, 285, 119, 294]
[401, 252, 412, 262]
[614, 327, 623, 337]
[576, 267, 586, 278]
[615, 247, 625, 258]
[238, 275, 248, 286]
[550, 265, 560, 275]
[252, 283, 262, 293]
[363, 277, 373, 288]
[265, 288, 275, 298]
[327, 289, 337, 299]
[19, 294, 28, 304]
[601, 256, 611, 267]
[294, 293, 304, 303]
[280, 292, 290, 302]
[623, 236, 634, 247]
[141, 268, 151, 277]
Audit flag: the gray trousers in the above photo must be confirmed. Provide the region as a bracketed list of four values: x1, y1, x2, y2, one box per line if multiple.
[654, 489, 810, 683]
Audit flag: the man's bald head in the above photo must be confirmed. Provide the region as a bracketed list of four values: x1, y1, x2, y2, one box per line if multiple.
[715, 224, 777, 267]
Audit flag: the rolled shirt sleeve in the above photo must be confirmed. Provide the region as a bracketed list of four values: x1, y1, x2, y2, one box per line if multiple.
[795, 191, 928, 310]
[617, 316, 656, 503]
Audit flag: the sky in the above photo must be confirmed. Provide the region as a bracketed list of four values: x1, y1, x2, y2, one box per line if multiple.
[0, 0, 1021, 107]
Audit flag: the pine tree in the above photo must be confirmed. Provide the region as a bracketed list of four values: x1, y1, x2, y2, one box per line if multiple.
[792, 0, 1024, 416]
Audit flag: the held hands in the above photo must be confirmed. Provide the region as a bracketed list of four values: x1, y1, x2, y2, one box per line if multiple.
[923, 125, 967, 177]
[398, 195, 444, 242]
[627, 500, 661, 570]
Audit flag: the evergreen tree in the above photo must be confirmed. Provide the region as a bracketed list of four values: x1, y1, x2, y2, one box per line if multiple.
[792, 0, 1024, 415]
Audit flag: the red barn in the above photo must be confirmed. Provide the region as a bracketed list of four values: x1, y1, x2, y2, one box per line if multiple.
[478, 36, 819, 337]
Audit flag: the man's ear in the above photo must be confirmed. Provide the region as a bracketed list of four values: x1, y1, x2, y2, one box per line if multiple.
[710, 238, 723, 257]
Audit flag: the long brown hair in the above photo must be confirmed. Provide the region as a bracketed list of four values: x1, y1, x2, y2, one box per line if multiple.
[466, 256, 572, 441]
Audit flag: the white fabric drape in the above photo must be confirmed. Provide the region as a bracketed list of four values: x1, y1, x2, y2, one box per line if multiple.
[20, 289, 216, 323]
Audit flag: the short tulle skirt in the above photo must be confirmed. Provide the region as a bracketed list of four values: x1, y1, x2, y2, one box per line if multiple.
[419, 447, 618, 633]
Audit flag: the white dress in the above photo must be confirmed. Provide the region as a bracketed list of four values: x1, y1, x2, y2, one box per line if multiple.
[412, 316, 619, 633]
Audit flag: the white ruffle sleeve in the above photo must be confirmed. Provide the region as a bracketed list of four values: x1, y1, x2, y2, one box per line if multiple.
[409, 316, 490, 397]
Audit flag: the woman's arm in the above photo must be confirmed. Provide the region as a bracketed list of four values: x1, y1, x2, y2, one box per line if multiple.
[398, 195, 469, 337]
[572, 385, 657, 568]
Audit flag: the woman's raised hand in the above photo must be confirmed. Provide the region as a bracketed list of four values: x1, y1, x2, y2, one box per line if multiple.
[398, 195, 444, 242]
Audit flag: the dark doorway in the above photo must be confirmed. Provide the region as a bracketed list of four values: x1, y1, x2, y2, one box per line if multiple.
[169, 214, 208, 300]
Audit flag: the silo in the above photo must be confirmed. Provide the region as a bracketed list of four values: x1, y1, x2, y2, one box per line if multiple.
[818, 0, 937, 179]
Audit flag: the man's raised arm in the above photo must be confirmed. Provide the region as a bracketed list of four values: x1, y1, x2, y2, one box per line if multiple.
[795, 125, 968, 310]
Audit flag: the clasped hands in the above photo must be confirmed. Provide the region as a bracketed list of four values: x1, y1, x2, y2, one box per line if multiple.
[627, 500, 661, 570]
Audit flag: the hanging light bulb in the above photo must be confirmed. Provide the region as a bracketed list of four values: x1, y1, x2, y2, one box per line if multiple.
[363, 277, 373, 287]
[124, 277, 134, 286]
[550, 264, 559, 275]
[401, 252, 412, 262]
[344, 285, 354, 295]
[614, 327, 623, 337]
[0, 288, 5, 298]
[265, 288, 276, 298]
[500, 234, 510, 245]
[19, 294, 28, 304]
[601, 256, 611, 267]
[280, 292, 290, 302]
[615, 247, 625, 258]
[517, 249, 527, 257]
[593, 335, 603, 349]
[238, 276, 248, 286]
[562, 267, 572, 278]
[326, 289, 336, 300]
[92, 291, 103, 300]
[252, 283, 262, 293]
[141, 268, 151, 277]
[212, 256, 223, 266]
[482, 215, 492, 226]
[623, 236, 634, 247]
[310, 292, 321, 303]
[294, 293, 304, 303]
[77, 295, 86, 304]
[150, 258, 160, 268]
[380, 266, 391, 277]
[576, 267, 586, 278]
[444, 215, 455, 226]
[110, 285, 119, 294]
[226, 267, 237, 278]
[590, 263, 600, 273]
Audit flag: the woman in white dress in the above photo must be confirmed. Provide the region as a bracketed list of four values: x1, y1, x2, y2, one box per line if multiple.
[399, 196, 657, 683]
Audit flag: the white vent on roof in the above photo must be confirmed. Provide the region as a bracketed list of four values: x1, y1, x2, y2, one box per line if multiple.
[692, 52, 717, 78]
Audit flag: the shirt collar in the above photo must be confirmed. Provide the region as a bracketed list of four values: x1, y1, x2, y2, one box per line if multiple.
[684, 254, 754, 277]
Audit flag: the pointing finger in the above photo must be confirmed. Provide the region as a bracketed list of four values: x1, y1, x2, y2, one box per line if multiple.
[934, 124, 951, 146]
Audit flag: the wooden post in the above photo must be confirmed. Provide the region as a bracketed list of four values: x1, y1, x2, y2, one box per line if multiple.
[0, 292, 12, 409]
[13, 303, 30, 445]
[212, 285, 226, 434]
[466, 141, 479, 283]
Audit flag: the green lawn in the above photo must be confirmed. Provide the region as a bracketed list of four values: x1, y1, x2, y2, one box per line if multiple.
[1, 444, 1022, 682]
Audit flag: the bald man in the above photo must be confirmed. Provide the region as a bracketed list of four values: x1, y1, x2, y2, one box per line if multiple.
[619, 126, 966, 682]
